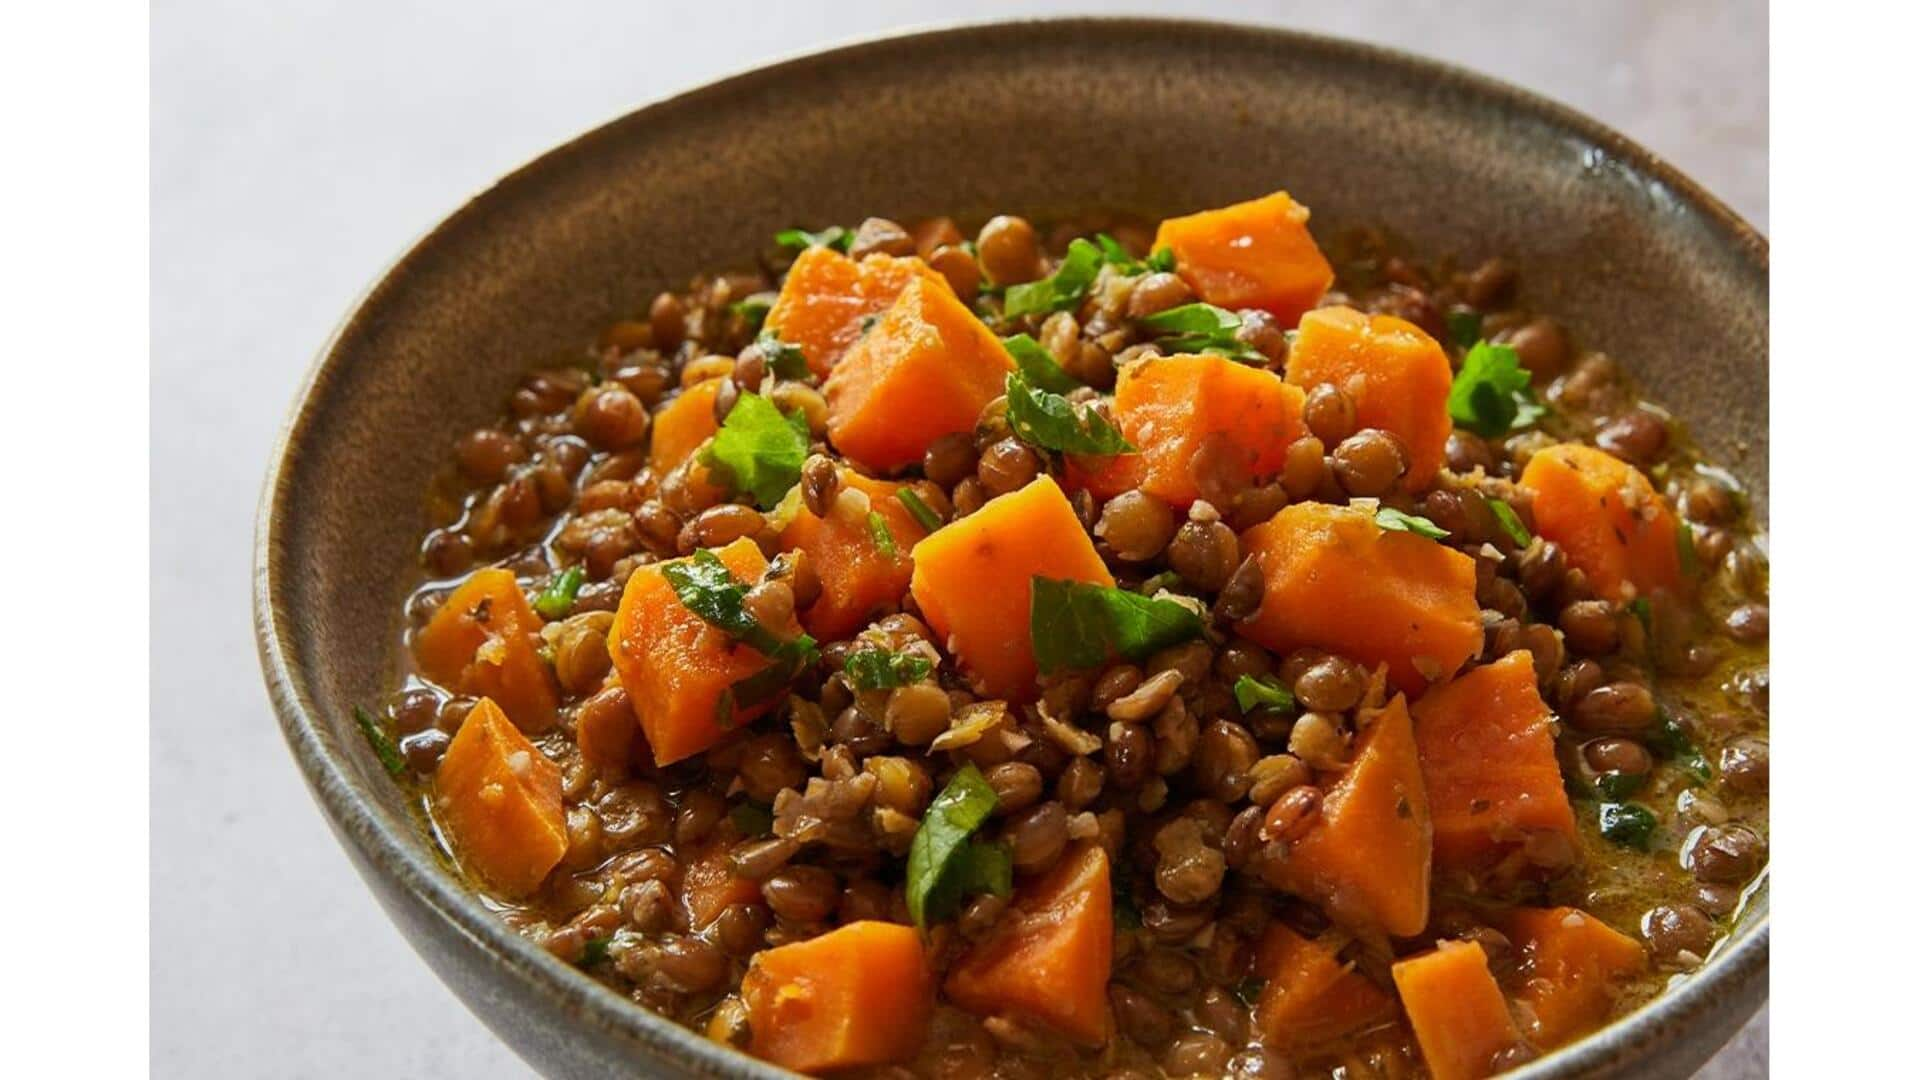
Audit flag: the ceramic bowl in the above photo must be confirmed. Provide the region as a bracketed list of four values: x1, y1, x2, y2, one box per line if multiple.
[256, 18, 1767, 1078]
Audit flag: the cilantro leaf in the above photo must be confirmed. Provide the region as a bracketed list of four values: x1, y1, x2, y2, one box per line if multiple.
[1449, 340, 1545, 437]
[867, 511, 898, 559]
[1136, 302, 1264, 362]
[1003, 371, 1134, 455]
[1002, 332, 1082, 393]
[1003, 238, 1103, 317]
[1598, 802, 1658, 851]
[1648, 709, 1712, 785]
[907, 765, 1001, 927]
[1445, 309, 1484, 349]
[580, 935, 613, 967]
[661, 549, 819, 723]
[1374, 507, 1450, 540]
[533, 566, 585, 620]
[775, 225, 852, 253]
[353, 706, 406, 778]
[1233, 675, 1296, 715]
[1676, 520, 1700, 578]
[755, 330, 810, 380]
[701, 392, 810, 509]
[1487, 498, 1532, 547]
[1030, 576, 1205, 674]
[843, 647, 934, 691]
[1595, 771, 1648, 800]
[895, 488, 942, 532]
[729, 292, 776, 334]
[1147, 247, 1177, 273]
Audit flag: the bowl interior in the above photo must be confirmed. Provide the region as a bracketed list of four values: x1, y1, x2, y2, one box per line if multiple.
[260, 18, 1765, 1078]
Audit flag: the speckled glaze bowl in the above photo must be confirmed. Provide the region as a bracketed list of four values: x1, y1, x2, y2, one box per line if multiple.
[255, 18, 1767, 1079]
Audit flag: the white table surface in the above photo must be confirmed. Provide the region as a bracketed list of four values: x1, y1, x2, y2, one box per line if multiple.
[151, 1, 1767, 1075]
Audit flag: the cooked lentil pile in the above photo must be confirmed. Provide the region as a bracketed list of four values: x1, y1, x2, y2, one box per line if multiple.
[373, 191, 1769, 1079]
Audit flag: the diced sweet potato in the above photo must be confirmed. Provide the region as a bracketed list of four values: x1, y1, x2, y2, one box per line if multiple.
[1237, 503, 1480, 694]
[1252, 923, 1398, 1051]
[1392, 940, 1523, 1080]
[743, 920, 934, 1073]
[945, 842, 1112, 1046]
[649, 378, 724, 474]
[1494, 907, 1646, 1049]
[608, 537, 793, 765]
[1285, 306, 1454, 491]
[767, 246, 954, 377]
[824, 276, 1016, 472]
[1067, 353, 1308, 507]
[1272, 693, 1433, 937]
[1520, 444, 1686, 602]
[1153, 190, 1334, 325]
[415, 567, 559, 733]
[1412, 652, 1578, 878]
[433, 697, 567, 898]
[779, 468, 930, 640]
[908, 476, 1113, 700]
[681, 846, 764, 930]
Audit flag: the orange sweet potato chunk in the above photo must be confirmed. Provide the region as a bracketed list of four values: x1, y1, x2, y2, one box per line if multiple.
[415, 567, 559, 733]
[767, 246, 953, 377]
[946, 842, 1113, 1046]
[824, 276, 1016, 472]
[433, 697, 567, 898]
[1154, 190, 1334, 326]
[1520, 444, 1686, 603]
[1392, 940, 1523, 1080]
[649, 378, 724, 474]
[1253, 923, 1398, 1051]
[779, 468, 930, 640]
[908, 476, 1113, 700]
[1494, 907, 1646, 1049]
[609, 537, 792, 765]
[681, 846, 764, 930]
[1237, 503, 1480, 695]
[1067, 353, 1308, 507]
[1285, 306, 1455, 491]
[744, 920, 934, 1073]
[1272, 694, 1433, 937]
[1412, 652, 1577, 878]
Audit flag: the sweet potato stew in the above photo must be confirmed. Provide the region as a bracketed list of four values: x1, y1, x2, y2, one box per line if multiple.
[369, 192, 1768, 1078]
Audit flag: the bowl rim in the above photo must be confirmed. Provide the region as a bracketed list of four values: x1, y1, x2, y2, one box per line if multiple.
[254, 15, 1767, 1079]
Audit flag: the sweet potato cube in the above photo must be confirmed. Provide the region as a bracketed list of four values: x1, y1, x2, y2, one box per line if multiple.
[1285, 306, 1455, 491]
[433, 697, 567, 898]
[743, 920, 934, 1073]
[414, 567, 559, 733]
[1237, 503, 1480, 695]
[1253, 923, 1398, 1051]
[824, 276, 1016, 472]
[1392, 940, 1523, 1080]
[1153, 190, 1333, 326]
[1520, 444, 1687, 603]
[766, 247, 953, 377]
[946, 842, 1113, 1046]
[1494, 906, 1646, 1049]
[681, 846, 764, 930]
[649, 378, 725, 474]
[1412, 652, 1578, 878]
[908, 476, 1113, 700]
[779, 468, 931, 640]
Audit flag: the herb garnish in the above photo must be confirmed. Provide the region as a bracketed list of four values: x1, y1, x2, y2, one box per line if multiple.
[867, 511, 898, 559]
[1649, 709, 1712, 785]
[1676, 521, 1699, 578]
[1597, 801, 1658, 851]
[1002, 238, 1104, 317]
[1136, 303, 1264, 362]
[661, 549, 819, 723]
[1030, 576, 1205, 674]
[353, 706, 406, 777]
[895, 488, 942, 533]
[775, 226, 852, 253]
[728, 801, 774, 838]
[1233, 675, 1297, 715]
[1445, 309, 1484, 350]
[533, 566, 585, 620]
[1001, 332, 1082, 393]
[1594, 771, 1648, 800]
[701, 392, 810, 509]
[729, 293, 777, 334]
[581, 936, 613, 967]
[754, 330, 810, 380]
[906, 765, 1011, 927]
[1487, 498, 1532, 547]
[1449, 340, 1548, 437]
[1003, 371, 1135, 455]
[843, 647, 934, 691]
[1374, 507, 1450, 540]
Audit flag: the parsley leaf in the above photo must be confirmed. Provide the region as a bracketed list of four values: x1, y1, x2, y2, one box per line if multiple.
[701, 392, 810, 509]
[775, 225, 852, 253]
[1374, 507, 1450, 539]
[533, 566, 585, 620]
[1676, 521, 1700, 578]
[729, 292, 777, 334]
[1137, 303, 1264, 362]
[1002, 332, 1082, 393]
[1030, 576, 1205, 674]
[1648, 709, 1712, 785]
[1598, 802, 1658, 851]
[843, 647, 934, 691]
[1094, 232, 1144, 273]
[755, 330, 810, 380]
[580, 935, 613, 967]
[661, 549, 819, 723]
[1594, 771, 1648, 800]
[867, 511, 898, 559]
[895, 488, 942, 533]
[1147, 247, 1177, 273]
[1487, 498, 1532, 547]
[907, 765, 1003, 927]
[353, 706, 406, 778]
[1445, 309, 1484, 349]
[1004, 371, 1135, 456]
[1233, 675, 1296, 715]
[1449, 340, 1546, 437]
[1003, 238, 1103, 317]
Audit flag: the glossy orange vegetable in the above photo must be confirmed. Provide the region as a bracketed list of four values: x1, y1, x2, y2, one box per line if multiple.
[945, 842, 1113, 1046]
[681, 846, 764, 930]
[1411, 651, 1577, 878]
[824, 276, 1016, 472]
[414, 567, 560, 733]
[1237, 503, 1481, 694]
[433, 697, 567, 898]
[908, 476, 1114, 700]
[1271, 693, 1433, 937]
[608, 537, 793, 765]
[649, 378, 725, 474]
[743, 920, 934, 1073]
[1520, 444, 1687, 602]
[1285, 305, 1454, 490]
[779, 468, 931, 640]
[1067, 352, 1308, 507]
[1392, 940, 1523, 1080]
[1252, 923, 1398, 1051]
[1153, 190, 1334, 325]
[1494, 906, 1646, 1049]
[765, 247, 952, 377]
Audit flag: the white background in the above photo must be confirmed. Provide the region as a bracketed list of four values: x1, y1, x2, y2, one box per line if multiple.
[147, 2, 1767, 1076]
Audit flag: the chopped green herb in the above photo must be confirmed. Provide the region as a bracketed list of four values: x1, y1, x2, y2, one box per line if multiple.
[775, 225, 852, 253]
[906, 765, 1003, 927]
[701, 392, 810, 509]
[895, 488, 942, 533]
[1233, 675, 1297, 715]
[754, 330, 810, 380]
[1597, 802, 1658, 851]
[1676, 521, 1699, 578]
[1449, 340, 1546, 437]
[1137, 570, 1184, 595]
[1147, 247, 1177, 273]
[1093, 232, 1146, 274]
[1137, 302, 1264, 362]
[728, 801, 774, 838]
[533, 566, 585, 620]
[1003, 370, 1135, 456]
[843, 646, 934, 691]
[729, 292, 777, 334]
[581, 935, 613, 967]
[1487, 498, 1532, 547]
[1001, 332, 1082, 393]
[1002, 238, 1104, 317]
[353, 706, 406, 778]
[1594, 771, 1648, 800]
[661, 549, 820, 723]
[1030, 576, 1205, 674]
[867, 511, 898, 559]
[1445, 309, 1484, 349]
[1233, 977, 1268, 1007]
[1648, 709, 1712, 785]
[1628, 596, 1653, 634]
[1374, 507, 1450, 540]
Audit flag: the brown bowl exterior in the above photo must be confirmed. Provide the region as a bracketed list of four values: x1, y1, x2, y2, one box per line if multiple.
[255, 17, 1766, 1079]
